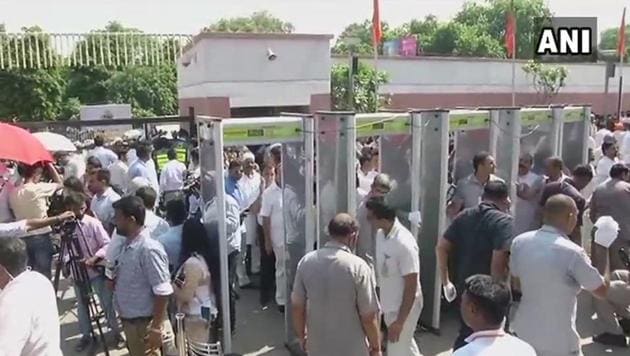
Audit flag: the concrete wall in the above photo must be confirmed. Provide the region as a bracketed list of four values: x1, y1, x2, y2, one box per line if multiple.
[178, 33, 332, 114]
[332, 56, 624, 113]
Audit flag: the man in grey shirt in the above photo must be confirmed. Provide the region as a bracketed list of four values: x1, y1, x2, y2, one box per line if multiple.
[511, 194, 609, 356]
[109, 196, 173, 356]
[291, 213, 382, 356]
[447, 151, 502, 220]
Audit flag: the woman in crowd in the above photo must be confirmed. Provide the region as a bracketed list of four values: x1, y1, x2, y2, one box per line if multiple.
[173, 218, 218, 343]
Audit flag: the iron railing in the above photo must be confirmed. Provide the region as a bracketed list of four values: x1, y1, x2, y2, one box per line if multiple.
[0, 32, 193, 69]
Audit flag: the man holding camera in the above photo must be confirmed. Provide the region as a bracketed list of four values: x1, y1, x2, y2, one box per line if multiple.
[62, 191, 124, 352]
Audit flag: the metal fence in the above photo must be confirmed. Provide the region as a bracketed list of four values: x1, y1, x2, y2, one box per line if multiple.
[15, 115, 196, 142]
[0, 32, 193, 69]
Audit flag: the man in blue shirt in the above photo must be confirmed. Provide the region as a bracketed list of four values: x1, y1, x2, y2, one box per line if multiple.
[157, 199, 187, 272]
[225, 160, 244, 210]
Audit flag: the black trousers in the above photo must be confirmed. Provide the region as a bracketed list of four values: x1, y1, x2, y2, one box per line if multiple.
[257, 223, 276, 306]
[227, 250, 238, 331]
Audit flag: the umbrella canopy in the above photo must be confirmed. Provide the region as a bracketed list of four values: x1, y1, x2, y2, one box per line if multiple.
[0, 123, 53, 165]
[33, 132, 77, 152]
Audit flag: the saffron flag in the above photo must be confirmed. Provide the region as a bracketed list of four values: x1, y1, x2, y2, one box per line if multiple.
[618, 7, 626, 59]
[372, 0, 382, 47]
[505, 11, 516, 58]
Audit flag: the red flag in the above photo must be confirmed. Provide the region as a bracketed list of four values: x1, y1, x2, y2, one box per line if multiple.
[505, 11, 516, 58]
[618, 7, 626, 59]
[372, 0, 382, 47]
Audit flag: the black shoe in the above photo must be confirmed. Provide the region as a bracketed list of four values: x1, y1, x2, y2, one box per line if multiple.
[593, 333, 628, 347]
[620, 318, 630, 336]
[75, 337, 92, 352]
[278, 305, 285, 314]
[111, 333, 125, 349]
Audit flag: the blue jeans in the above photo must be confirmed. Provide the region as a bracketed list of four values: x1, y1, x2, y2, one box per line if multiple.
[23, 233, 54, 279]
[74, 274, 121, 338]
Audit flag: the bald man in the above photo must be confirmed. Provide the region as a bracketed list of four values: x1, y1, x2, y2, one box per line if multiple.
[291, 214, 382, 355]
[510, 194, 610, 356]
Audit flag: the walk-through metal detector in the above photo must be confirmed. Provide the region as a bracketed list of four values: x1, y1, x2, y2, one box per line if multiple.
[487, 107, 522, 205]
[196, 116, 315, 354]
[450, 110, 492, 184]
[414, 109, 449, 331]
[559, 105, 592, 171]
[519, 108, 562, 174]
[315, 111, 356, 246]
[354, 113, 421, 233]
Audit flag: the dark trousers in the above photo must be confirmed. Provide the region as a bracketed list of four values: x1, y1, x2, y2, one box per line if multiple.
[227, 250, 238, 331]
[258, 224, 276, 306]
[23, 233, 54, 279]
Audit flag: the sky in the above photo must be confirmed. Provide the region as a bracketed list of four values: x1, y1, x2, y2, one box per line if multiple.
[0, 0, 628, 39]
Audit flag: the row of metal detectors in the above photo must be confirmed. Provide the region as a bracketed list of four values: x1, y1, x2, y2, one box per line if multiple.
[195, 105, 591, 354]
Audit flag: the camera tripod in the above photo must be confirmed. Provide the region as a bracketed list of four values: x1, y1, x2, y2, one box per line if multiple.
[54, 222, 111, 356]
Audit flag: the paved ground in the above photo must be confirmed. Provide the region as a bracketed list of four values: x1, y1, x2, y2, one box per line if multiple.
[58, 278, 628, 356]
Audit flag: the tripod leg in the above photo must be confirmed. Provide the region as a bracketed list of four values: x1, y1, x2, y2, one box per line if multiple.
[87, 293, 110, 356]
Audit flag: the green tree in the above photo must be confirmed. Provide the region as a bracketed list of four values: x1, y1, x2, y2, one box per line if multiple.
[105, 64, 177, 117]
[522, 60, 568, 103]
[333, 20, 403, 55]
[204, 11, 294, 33]
[0, 68, 66, 121]
[331, 62, 388, 113]
[453, 0, 552, 58]
[455, 24, 504, 57]
[424, 22, 460, 54]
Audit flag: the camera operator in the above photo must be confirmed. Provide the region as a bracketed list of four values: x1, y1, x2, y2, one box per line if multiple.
[61, 191, 124, 352]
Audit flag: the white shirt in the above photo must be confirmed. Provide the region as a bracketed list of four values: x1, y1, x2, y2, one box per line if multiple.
[128, 159, 160, 196]
[89, 146, 118, 168]
[159, 159, 187, 192]
[514, 171, 543, 236]
[375, 219, 422, 315]
[453, 329, 536, 356]
[0, 271, 62, 356]
[259, 183, 284, 247]
[238, 171, 262, 211]
[595, 155, 618, 186]
[0, 220, 27, 237]
[90, 187, 121, 229]
[108, 160, 129, 193]
[357, 169, 378, 197]
[594, 128, 612, 148]
[126, 148, 137, 166]
[621, 131, 630, 163]
[145, 209, 169, 240]
[63, 154, 86, 181]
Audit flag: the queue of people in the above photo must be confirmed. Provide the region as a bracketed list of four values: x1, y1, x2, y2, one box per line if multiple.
[2, 121, 630, 356]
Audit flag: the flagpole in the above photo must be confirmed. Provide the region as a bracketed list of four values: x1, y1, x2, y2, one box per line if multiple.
[618, 7, 626, 119]
[511, 0, 516, 106]
[374, 42, 379, 110]
[618, 54, 624, 119]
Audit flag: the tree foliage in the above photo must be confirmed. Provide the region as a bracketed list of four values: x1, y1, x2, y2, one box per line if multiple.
[203, 11, 294, 33]
[332, 0, 551, 59]
[331, 63, 389, 113]
[522, 60, 568, 103]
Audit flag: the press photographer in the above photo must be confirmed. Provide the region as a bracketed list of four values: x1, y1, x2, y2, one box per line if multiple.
[60, 191, 124, 352]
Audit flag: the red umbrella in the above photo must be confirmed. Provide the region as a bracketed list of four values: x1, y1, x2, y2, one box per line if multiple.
[0, 123, 53, 165]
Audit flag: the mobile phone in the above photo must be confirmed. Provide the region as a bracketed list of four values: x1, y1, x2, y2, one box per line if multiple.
[201, 306, 211, 321]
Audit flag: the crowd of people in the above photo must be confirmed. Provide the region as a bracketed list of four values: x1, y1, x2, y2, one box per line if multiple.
[0, 113, 630, 356]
